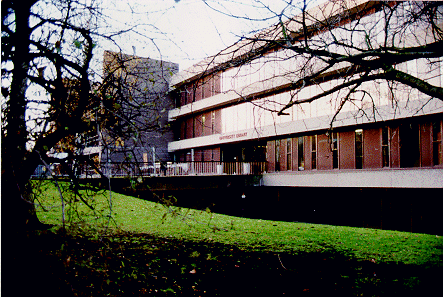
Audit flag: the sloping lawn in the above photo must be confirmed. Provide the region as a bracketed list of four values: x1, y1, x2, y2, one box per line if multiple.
[27, 181, 443, 295]
[36, 181, 442, 266]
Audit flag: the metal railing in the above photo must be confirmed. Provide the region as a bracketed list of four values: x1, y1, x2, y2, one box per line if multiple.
[32, 161, 268, 178]
[103, 161, 268, 177]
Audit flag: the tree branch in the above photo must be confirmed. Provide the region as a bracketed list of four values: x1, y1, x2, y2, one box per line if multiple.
[384, 66, 443, 100]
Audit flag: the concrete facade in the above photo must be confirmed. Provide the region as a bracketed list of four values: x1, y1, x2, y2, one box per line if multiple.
[167, 0, 443, 189]
[82, 51, 179, 165]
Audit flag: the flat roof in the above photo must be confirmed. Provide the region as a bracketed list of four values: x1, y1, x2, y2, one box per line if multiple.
[170, 0, 377, 88]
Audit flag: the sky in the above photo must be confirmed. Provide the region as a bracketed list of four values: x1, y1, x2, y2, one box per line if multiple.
[13, 0, 323, 142]
[99, 0, 319, 71]
[17, 0, 289, 146]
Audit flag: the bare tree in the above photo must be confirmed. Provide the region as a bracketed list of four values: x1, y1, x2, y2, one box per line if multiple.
[200, 0, 443, 127]
[2, 0, 97, 230]
[1, 0, 176, 230]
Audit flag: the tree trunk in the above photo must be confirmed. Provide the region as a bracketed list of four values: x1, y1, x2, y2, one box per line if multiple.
[1, 170, 43, 231]
[2, 1, 45, 231]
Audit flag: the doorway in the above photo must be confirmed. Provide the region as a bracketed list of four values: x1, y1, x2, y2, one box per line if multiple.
[399, 123, 420, 168]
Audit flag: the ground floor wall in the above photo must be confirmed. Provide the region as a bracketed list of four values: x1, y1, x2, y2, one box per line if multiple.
[267, 115, 443, 172]
[262, 187, 441, 235]
[168, 186, 442, 235]
[97, 177, 442, 235]
[170, 114, 442, 173]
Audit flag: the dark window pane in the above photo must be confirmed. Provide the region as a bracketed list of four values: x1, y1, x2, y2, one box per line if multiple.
[399, 123, 420, 168]
[382, 127, 389, 167]
[355, 129, 363, 169]
[382, 146, 389, 167]
[333, 150, 338, 169]
[356, 156, 363, 169]
[298, 137, 304, 170]
[287, 138, 292, 171]
[332, 132, 338, 169]
[311, 135, 316, 169]
[382, 126, 389, 146]
[275, 140, 280, 171]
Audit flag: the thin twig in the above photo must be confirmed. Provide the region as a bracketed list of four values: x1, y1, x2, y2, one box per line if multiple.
[277, 254, 288, 270]
[101, 167, 113, 240]
[36, 150, 66, 229]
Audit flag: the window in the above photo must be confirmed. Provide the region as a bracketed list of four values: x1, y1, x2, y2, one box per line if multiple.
[201, 81, 205, 99]
[382, 126, 390, 167]
[186, 88, 193, 104]
[355, 129, 363, 169]
[183, 120, 188, 139]
[201, 115, 206, 136]
[286, 138, 292, 171]
[275, 139, 280, 171]
[211, 76, 216, 96]
[311, 135, 317, 169]
[176, 90, 184, 108]
[433, 121, 442, 165]
[332, 132, 338, 169]
[211, 111, 216, 134]
[298, 137, 304, 170]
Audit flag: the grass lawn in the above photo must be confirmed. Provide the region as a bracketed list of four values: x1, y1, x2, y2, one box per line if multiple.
[16, 180, 443, 295]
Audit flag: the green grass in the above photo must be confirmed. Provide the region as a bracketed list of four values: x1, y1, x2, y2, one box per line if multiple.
[36, 181, 443, 267]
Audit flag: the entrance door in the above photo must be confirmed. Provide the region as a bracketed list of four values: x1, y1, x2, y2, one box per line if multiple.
[221, 141, 267, 174]
[400, 123, 420, 168]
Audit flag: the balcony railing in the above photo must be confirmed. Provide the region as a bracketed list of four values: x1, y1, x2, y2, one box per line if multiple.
[32, 161, 268, 178]
[104, 161, 268, 177]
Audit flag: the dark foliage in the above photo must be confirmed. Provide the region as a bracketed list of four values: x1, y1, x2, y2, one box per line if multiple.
[4, 231, 441, 296]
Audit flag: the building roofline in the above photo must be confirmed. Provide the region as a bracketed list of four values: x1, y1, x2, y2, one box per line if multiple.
[170, 0, 381, 89]
[104, 50, 178, 65]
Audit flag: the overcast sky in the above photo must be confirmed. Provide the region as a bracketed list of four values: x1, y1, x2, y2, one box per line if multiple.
[99, 0, 320, 71]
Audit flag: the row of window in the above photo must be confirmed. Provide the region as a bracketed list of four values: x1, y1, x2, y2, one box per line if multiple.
[271, 120, 442, 172]
[172, 118, 442, 173]
[175, 77, 440, 141]
[177, 110, 221, 140]
[174, 74, 222, 107]
[274, 131, 341, 171]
